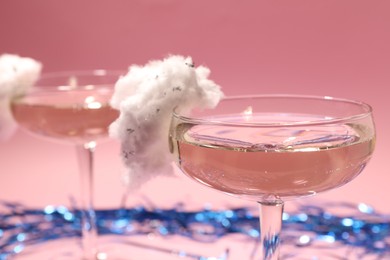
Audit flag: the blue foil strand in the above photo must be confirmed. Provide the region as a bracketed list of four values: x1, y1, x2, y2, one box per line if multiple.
[0, 201, 389, 259]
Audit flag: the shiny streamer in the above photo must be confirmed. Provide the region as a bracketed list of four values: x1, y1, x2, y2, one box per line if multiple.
[0, 201, 389, 259]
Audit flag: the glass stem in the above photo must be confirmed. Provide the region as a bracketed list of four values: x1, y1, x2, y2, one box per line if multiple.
[256, 200, 284, 260]
[76, 141, 98, 259]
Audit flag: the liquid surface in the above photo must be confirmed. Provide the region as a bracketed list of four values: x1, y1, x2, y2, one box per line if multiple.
[11, 89, 119, 144]
[171, 113, 375, 201]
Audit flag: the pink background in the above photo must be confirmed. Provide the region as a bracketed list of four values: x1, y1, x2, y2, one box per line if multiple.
[0, 0, 389, 257]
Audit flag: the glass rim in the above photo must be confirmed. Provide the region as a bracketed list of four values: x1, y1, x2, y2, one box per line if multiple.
[31, 69, 125, 87]
[38, 69, 125, 78]
[173, 94, 373, 127]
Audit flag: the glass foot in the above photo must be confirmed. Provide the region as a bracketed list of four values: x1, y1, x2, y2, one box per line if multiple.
[12, 235, 229, 260]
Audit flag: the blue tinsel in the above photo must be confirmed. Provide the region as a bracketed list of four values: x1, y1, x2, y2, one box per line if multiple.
[0, 201, 389, 259]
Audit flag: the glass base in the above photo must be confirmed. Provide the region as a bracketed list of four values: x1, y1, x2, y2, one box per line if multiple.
[12, 235, 380, 260]
[14, 236, 174, 260]
[12, 234, 229, 260]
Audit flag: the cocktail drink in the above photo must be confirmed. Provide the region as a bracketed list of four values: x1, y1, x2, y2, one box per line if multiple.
[169, 95, 375, 259]
[11, 70, 121, 259]
[11, 84, 117, 144]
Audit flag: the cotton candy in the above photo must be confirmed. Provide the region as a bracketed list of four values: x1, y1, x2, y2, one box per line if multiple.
[109, 55, 224, 188]
[0, 54, 42, 140]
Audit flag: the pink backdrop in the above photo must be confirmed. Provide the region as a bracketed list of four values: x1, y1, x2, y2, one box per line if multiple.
[0, 1, 389, 258]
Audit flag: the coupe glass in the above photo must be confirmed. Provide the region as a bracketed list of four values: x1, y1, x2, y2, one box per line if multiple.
[11, 70, 122, 259]
[169, 95, 376, 259]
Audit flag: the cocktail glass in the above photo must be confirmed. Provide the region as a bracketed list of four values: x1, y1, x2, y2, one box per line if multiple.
[169, 95, 376, 259]
[11, 70, 122, 259]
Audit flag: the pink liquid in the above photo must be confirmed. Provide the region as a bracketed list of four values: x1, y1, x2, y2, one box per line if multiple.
[172, 115, 375, 200]
[11, 89, 119, 144]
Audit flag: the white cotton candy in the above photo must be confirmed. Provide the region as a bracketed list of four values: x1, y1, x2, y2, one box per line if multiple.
[0, 54, 42, 140]
[109, 55, 224, 188]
